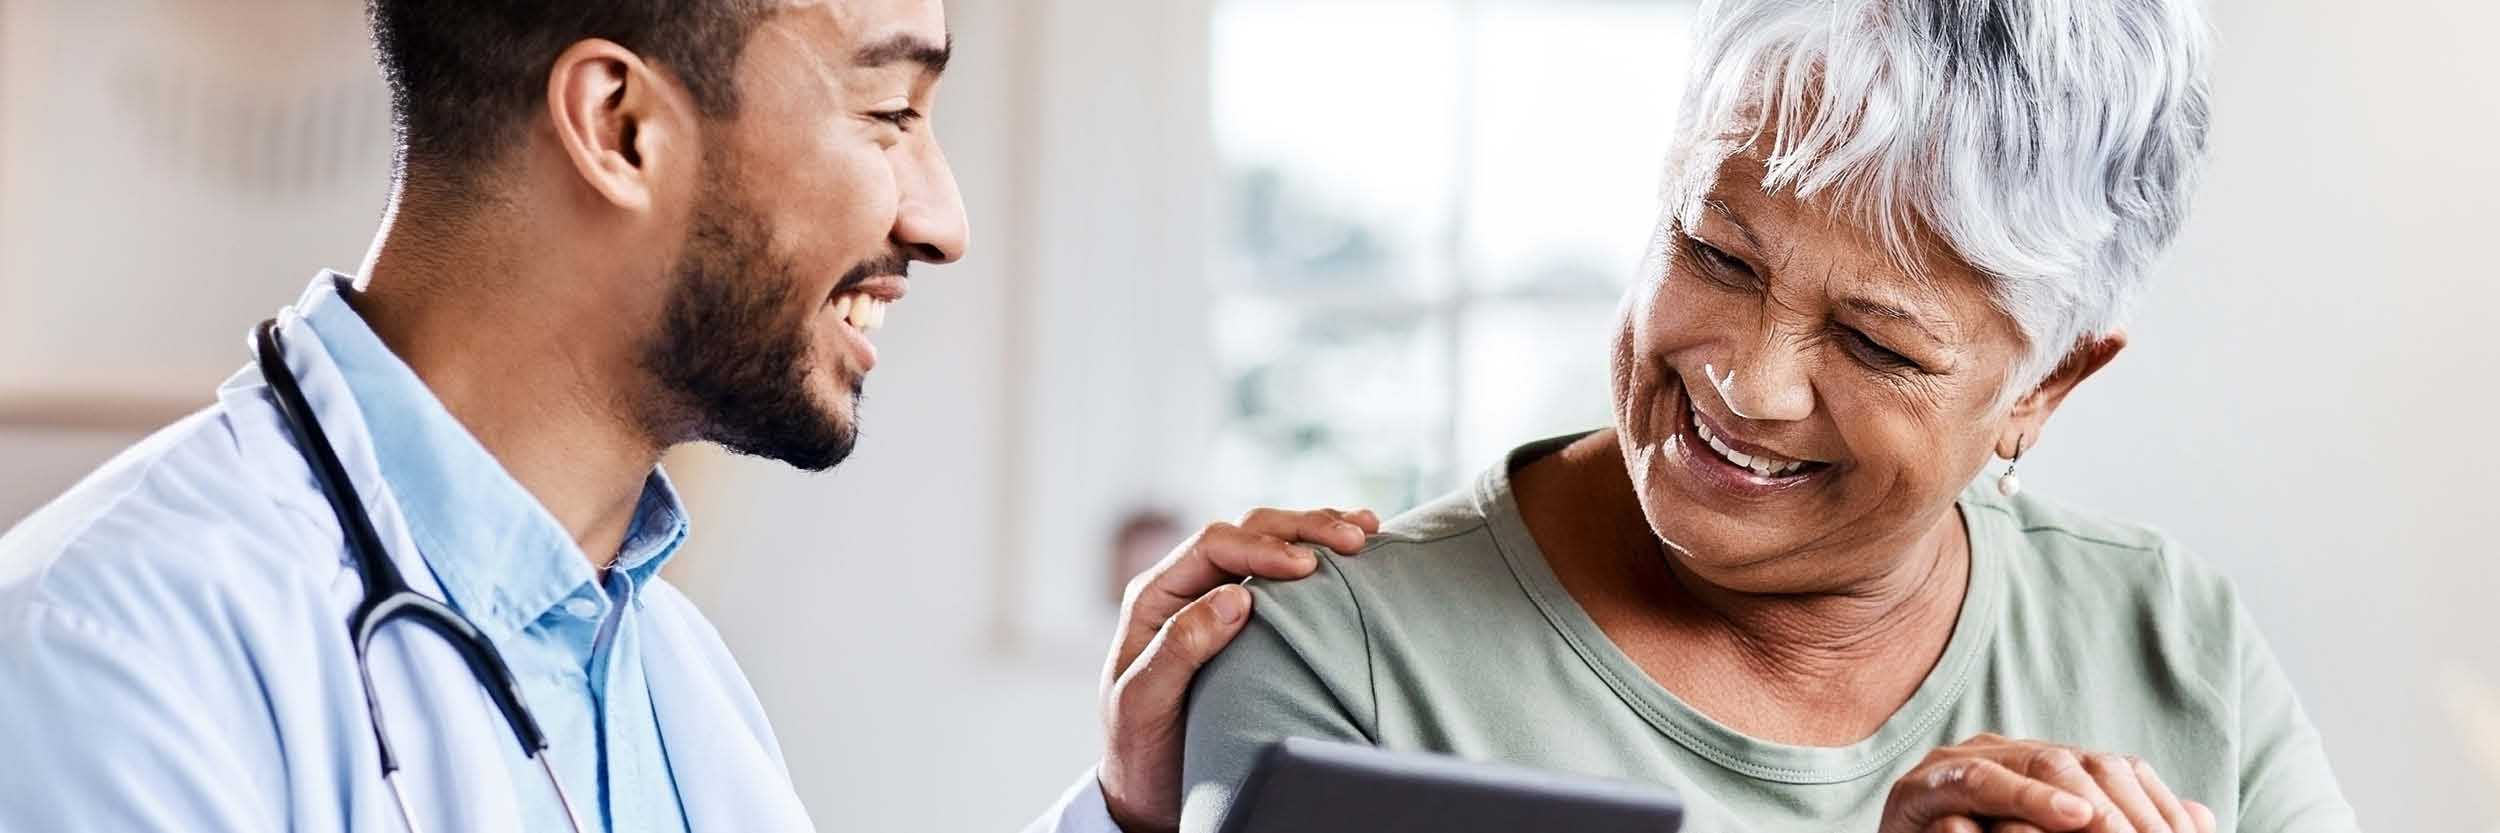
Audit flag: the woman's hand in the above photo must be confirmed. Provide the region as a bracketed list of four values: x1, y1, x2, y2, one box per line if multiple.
[1880, 733, 2219, 833]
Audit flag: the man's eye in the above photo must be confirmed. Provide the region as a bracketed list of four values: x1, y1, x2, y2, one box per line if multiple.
[871, 108, 922, 130]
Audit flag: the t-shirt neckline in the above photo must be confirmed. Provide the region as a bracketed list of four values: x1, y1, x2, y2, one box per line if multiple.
[1476, 432, 2011, 785]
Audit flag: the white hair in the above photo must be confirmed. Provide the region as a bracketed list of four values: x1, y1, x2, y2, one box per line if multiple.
[1661, 0, 2215, 387]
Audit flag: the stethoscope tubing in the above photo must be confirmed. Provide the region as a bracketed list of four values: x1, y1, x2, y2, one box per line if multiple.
[252, 318, 587, 833]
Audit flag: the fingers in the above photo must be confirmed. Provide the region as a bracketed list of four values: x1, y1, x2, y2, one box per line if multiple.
[1344, 508, 1383, 534]
[1106, 507, 1376, 689]
[1885, 759, 2093, 833]
[2132, 760, 2200, 833]
[1897, 736, 2199, 833]
[1098, 585, 1254, 833]
[2084, 754, 2170, 833]
[1093, 505, 1372, 832]
[1111, 533, 1270, 678]
[1139, 508, 1371, 611]
[1927, 817, 1985, 833]
[1107, 585, 1254, 738]
[1148, 523, 1313, 597]
[1236, 507, 1375, 555]
[2016, 746, 2125, 833]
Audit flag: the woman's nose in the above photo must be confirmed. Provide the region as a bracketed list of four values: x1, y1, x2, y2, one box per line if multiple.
[1714, 333, 1815, 422]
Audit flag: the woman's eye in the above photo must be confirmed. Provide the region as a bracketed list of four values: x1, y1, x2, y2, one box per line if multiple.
[1841, 327, 1918, 372]
[1683, 236, 1756, 287]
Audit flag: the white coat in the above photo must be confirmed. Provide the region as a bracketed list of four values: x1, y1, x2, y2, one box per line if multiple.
[0, 285, 1113, 832]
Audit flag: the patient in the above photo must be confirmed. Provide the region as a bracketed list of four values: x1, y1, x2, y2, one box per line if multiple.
[1179, 1, 2361, 831]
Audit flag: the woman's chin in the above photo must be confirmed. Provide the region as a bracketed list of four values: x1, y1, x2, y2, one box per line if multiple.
[1632, 475, 1840, 590]
[1648, 521, 1773, 570]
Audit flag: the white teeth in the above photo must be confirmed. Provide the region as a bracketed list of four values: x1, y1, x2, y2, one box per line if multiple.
[1692, 404, 1809, 479]
[835, 293, 889, 333]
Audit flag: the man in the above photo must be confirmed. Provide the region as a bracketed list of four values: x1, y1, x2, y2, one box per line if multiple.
[0, 1, 1366, 831]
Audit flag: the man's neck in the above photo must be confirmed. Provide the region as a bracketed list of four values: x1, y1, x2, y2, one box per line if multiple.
[349, 220, 667, 571]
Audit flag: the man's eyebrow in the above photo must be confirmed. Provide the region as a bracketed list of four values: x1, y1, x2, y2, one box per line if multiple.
[854, 31, 951, 74]
[1840, 296, 1953, 344]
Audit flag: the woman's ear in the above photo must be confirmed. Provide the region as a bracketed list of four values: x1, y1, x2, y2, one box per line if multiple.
[1999, 329, 2128, 457]
[542, 38, 697, 215]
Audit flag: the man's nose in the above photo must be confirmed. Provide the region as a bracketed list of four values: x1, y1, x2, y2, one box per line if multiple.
[892, 139, 969, 264]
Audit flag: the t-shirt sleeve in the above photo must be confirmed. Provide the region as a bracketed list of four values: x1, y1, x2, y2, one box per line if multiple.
[2155, 537, 2362, 833]
[1177, 555, 1378, 833]
[2225, 596, 2362, 833]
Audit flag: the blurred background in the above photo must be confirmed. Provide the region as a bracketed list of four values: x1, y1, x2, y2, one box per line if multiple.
[1, 0, 2493, 830]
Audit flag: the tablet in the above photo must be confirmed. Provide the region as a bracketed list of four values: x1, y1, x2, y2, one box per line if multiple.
[1214, 737, 1684, 833]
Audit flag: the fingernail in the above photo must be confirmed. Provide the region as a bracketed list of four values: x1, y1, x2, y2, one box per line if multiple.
[1212, 585, 1248, 623]
[1335, 521, 1364, 537]
[2052, 793, 2094, 819]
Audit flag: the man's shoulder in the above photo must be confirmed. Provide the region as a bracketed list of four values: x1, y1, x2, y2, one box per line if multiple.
[0, 405, 339, 638]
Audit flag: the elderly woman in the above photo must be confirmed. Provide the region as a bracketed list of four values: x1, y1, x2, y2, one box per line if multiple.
[1177, 0, 2360, 831]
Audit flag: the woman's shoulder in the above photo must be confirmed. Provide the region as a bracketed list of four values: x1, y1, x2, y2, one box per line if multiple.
[1968, 482, 2235, 598]
[1966, 483, 2252, 683]
[1242, 484, 1540, 649]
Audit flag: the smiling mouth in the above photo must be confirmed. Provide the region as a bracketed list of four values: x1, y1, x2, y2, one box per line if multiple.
[1685, 398, 1831, 482]
[828, 291, 889, 334]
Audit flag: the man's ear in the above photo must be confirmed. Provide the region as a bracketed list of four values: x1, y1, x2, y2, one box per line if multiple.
[542, 38, 695, 214]
[1999, 329, 2128, 458]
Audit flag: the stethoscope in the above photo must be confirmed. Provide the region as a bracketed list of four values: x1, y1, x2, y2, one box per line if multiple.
[252, 319, 592, 833]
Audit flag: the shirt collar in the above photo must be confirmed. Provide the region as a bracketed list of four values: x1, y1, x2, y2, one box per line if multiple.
[293, 272, 690, 642]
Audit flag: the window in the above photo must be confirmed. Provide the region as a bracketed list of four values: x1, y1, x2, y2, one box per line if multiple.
[1206, 0, 1696, 514]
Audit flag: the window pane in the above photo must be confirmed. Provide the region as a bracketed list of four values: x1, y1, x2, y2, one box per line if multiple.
[1207, 0, 1696, 516]
[1208, 297, 1451, 512]
[1212, 0, 1464, 295]
[1453, 299, 1619, 476]
[1462, 1, 1694, 296]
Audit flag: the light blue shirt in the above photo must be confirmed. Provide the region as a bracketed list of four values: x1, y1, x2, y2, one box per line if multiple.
[304, 280, 691, 833]
[0, 272, 1125, 833]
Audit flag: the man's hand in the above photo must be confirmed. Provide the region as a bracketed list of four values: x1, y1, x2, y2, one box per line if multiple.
[1096, 507, 1380, 833]
[1881, 733, 2219, 833]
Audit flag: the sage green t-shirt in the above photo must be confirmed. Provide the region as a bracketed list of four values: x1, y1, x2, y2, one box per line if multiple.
[1180, 436, 2358, 833]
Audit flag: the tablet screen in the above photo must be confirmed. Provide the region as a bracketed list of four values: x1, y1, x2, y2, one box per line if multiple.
[1216, 737, 1684, 833]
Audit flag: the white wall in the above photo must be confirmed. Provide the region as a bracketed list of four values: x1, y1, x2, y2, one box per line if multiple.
[2030, 0, 2500, 829]
[0, 0, 389, 404]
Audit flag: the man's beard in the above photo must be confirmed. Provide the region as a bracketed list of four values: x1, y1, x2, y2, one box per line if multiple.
[642, 180, 861, 472]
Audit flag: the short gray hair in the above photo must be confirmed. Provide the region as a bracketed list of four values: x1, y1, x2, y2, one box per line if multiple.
[1661, 0, 2215, 386]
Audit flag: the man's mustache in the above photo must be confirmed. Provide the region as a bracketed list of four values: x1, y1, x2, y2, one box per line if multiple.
[831, 254, 912, 295]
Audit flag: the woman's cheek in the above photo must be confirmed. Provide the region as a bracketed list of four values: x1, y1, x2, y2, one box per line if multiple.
[1644, 272, 1732, 358]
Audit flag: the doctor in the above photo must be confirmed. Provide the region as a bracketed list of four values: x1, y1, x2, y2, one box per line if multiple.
[0, 0, 1373, 831]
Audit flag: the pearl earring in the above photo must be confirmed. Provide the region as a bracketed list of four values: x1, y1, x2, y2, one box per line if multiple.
[1997, 436, 2027, 497]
